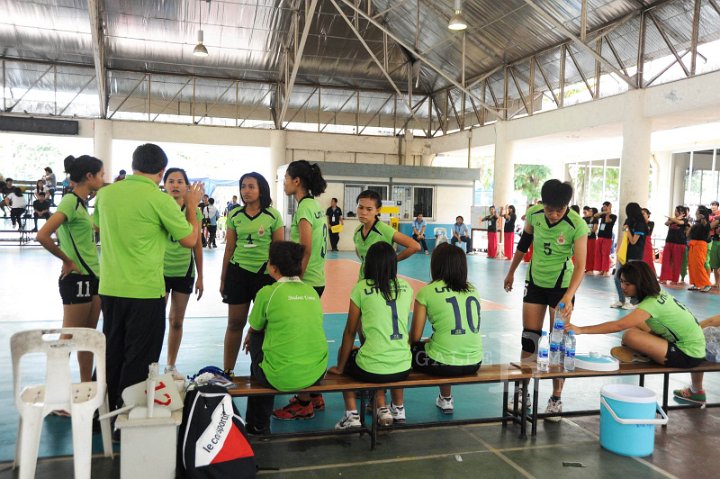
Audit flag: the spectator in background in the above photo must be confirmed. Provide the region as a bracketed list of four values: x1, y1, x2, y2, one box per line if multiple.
[44, 166, 57, 206]
[0, 176, 8, 216]
[594, 201, 617, 276]
[660, 205, 689, 285]
[114, 169, 127, 182]
[225, 195, 240, 215]
[32, 191, 52, 232]
[3, 186, 26, 230]
[412, 213, 429, 255]
[482, 206, 499, 258]
[502, 205, 517, 260]
[206, 198, 220, 248]
[326, 197, 344, 252]
[687, 206, 712, 293]
[34, 179, 46, 199]
[451, 215, 474, 254]
[642, 208, 655, 270]
[709, 201, 720, 288]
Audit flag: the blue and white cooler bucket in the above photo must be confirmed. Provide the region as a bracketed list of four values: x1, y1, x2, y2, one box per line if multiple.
[600, 384, 668, 457]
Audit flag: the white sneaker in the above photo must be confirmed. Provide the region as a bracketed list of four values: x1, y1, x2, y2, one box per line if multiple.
[506, 393, 531, 414]
[622, 301, 636, 310]
[389, 403, 406, 423]
[334, 411, 361, 430]
[376, 407, 393, 426]
[164, 365, 184, 380]
[609, 301, 624, 309]
[544, 398, 563, 422]
[435, 395, 454, 414]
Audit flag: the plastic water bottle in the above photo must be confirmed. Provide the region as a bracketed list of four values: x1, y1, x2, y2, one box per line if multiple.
[549, 303, 565, 366]
[537, 331, 550, 372]
[564, 331, 576, 371]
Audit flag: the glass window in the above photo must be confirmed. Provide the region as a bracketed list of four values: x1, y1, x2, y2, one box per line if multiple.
[392, 185, 413, 220]
[367, 185, 388, 200]
[343, 184, 363, 217]
[414, 187, 433, 218]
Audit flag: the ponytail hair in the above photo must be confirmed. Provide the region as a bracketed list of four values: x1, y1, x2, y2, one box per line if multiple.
[363, 242, 398, 301]
[64, 155, 103, 184]
[286, 160, 327, 197]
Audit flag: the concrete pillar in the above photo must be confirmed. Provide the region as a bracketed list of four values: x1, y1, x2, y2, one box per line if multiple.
[652, 151, 674, 216]
[618, 90, 651, 225]
[94, 119, 113, 181]
[403, 130, 414, 166]
[671, 153, 689, 209]
[269, 129, 286, 182]
[492, 120, 514, 207]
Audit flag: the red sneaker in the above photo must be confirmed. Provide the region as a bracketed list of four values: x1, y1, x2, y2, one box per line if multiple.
[289, 394, 325, 411]
[272, 397, 314, 420]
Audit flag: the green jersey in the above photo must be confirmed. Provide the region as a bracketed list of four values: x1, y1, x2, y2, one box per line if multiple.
[290, 197, 327, 287]
[94, 175, 193, 298]
[526, 204, 588, 288]
[56, 193, 99, 277]
[164, 206, 203, 278]
[248, 277, 328, 391]
[353, 219, 396, 278]
[227, 206, 283, 273]
[416, 281, 483, 366]
[638, 292, 706, 358]
[351, 278, 412, 375]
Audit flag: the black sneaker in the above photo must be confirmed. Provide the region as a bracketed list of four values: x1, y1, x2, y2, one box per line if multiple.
[246, 424, 270, 436]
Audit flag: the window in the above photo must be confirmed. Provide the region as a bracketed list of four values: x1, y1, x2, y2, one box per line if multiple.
[367, 185, 388, 200]
[414, 187, 433, 218]
[343, 184, 364, 217]
[392, 185, 413, 219]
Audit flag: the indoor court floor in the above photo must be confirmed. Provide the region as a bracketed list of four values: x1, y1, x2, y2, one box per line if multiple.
[1, 245, 719, 478]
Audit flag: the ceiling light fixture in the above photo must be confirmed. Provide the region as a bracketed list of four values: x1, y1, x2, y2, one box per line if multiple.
[448, 0, 467, 31]
[193, 0, 209, 57]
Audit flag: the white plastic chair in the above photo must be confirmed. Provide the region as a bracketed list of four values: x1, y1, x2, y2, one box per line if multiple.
[434, 227, 449, 246]
[11, 328, 113, 479]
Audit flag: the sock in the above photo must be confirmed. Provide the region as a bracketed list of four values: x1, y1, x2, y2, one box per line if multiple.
[441, 395, 452, 400]
[392, 403, 404, 409]
[690, 386, 703, 394]
[346, 409, 358, 416]
[550, 395, 561, 402]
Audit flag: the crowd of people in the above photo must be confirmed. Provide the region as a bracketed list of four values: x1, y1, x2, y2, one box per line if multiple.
[23, 148, 712, 437]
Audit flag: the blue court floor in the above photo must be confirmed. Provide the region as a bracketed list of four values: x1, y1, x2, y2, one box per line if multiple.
[1, 246, 719, 477]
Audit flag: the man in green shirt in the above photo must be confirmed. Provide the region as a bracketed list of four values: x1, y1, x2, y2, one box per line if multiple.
[504, 179, 588, 421]
[94, 143, 203, 411]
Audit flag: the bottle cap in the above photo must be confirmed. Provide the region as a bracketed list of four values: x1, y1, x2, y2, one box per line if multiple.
[558, 302, 565, 309]
[541, 331, 547, 336]
[568, 330, 575, 336]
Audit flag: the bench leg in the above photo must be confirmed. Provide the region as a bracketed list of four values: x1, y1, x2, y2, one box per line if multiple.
[370, 390, 378, 450]
[662, 373, 669, 429]
[531, 378, 539, 436]
[519, 379, 528, 439]
[502, 381, 509, 427]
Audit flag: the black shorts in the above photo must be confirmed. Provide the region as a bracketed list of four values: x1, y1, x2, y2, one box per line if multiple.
[411, 342, 481, 376]
[345, 349, 411, 383]
[59, 273, 99, 305]
[222, 263, 273, 305]
[523, 280, 575, 308]
[314, 286, 325, 297]
[165, 275, 194, 295]
[664, 343, 705, 368]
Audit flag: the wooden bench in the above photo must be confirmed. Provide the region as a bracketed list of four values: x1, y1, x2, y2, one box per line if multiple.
[511, 361, 720, 436]
[229, 364, 532, 449]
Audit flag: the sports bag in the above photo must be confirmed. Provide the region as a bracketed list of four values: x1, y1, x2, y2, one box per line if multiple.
[177, 384, 257, 478]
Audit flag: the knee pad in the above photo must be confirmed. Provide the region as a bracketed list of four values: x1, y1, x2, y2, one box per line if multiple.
[521, 328, 543, 354]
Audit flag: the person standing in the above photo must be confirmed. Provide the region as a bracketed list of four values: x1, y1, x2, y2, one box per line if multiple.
[162, 168, 205, 379]
[94, 143, 203, 411]
[502, 205, 516, 260]
[44, 166, 57, 206]
[206, 198, 220, 248]
[326, 197, 344, 252]
[709, 201, 720, 288]
[504, 179, 588, 420]
[482, 207, 499, 258]
[687, 206, 712, 292]
[659, 206, 689, 285]
[610, 203, 647, 310]
[37, 155, 105, 383]
[221, 173, 283, 377]
[594, 201, 616, 276]
[642, 208, 655, 269]
[412, 213, 429, 254]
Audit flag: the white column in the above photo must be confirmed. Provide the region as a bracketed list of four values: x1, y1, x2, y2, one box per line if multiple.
[618, 90, 651, 225]
[651, 151, 674, 216]
[671, 153, 689, 210]
[403, 129, 414, 166]
[492, 120, 514, 207]
[94, 119, 113, 181]
[269, 130, 287, 183]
